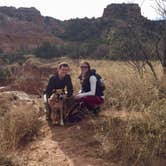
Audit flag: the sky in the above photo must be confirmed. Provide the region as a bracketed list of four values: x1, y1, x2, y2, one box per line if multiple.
[0, 0, 160, 20]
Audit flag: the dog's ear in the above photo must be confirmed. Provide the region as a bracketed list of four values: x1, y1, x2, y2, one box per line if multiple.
[56, 89, 61, 94]
[52, 89, 56, 93]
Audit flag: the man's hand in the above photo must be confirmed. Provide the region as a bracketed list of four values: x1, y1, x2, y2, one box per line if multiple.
[43, 94, 47, 103]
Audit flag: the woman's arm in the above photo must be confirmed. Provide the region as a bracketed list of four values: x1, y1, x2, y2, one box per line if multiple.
[77, 75, 97, 98]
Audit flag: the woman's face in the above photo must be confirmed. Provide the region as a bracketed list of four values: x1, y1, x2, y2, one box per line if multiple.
[80, 63, 89, 75]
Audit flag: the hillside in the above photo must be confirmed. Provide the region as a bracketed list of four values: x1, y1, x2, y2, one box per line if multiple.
[0, 7, 64, 53]
[0, 3, 164, 56]
[0, 58, 165, 165]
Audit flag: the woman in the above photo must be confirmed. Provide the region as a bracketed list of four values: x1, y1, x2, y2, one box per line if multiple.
[75, 61, 104, 115]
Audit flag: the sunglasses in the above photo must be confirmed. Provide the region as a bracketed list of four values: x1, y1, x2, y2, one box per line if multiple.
[80, 66, 89, 69]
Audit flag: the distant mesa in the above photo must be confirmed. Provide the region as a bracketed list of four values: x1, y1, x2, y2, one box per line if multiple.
[103, 3, 142, 21]
[0, 3, 163, 54]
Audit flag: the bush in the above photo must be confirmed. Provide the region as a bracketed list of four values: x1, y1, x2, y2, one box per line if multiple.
[0, 67, 11, 82]
[103, 72, 159, 111]
[0, 156, 16, 166]
[34, 42, 60, 59]
[0, 105, 40, 153]
[93, 99, 166, 165]
[0, 53, 26, 64]
[58, 18, 102, 42]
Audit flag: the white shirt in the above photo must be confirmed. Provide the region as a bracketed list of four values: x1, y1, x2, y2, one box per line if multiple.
[77, 75, 104, 99]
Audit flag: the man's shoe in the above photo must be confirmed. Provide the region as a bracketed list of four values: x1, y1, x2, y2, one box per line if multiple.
[46, 114, 51, 121]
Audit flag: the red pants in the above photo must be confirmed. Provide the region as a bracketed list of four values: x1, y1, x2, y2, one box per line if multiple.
[77, 96, 104, 109]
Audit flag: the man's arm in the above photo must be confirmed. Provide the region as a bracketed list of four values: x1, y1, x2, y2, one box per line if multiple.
[66, 75, 73, 97]
[44, 76, 55, 98]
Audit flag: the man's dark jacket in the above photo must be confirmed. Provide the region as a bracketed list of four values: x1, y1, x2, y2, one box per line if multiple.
[44, 74, 73, 98]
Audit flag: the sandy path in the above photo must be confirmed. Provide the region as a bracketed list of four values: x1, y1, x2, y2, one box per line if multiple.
[14, 115, 116, 166]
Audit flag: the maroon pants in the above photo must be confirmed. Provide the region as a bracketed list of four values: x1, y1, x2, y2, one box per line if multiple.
[77, 96, 104, 109]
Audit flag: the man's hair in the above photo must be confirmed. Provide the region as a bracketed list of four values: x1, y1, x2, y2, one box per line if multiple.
[58, 62, 69, 69]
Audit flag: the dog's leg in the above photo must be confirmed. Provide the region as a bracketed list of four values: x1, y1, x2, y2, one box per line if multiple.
[51, 110, 56, 125]
[60, 106, 64, 126]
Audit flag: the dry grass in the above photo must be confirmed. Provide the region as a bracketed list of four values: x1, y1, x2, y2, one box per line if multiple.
[1, 57, 166, 165]
[0, 106, 39, 153]
[0, 93, 40, 155]
[67, 59, 162, 110]
[92, 100, 166, 165]
[72, 60, 165, 165]
[0, 156, 16, 166]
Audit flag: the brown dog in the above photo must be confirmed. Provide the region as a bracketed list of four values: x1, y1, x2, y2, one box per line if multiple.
[48, 89, 67, 126]
[48, 90, 79, 125]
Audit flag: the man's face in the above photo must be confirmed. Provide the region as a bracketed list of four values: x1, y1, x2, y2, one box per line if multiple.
[58, 66, 69, 77]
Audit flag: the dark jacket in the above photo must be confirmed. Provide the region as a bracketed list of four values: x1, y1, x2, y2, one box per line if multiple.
[78, 69, 104, 97]
[44, 74, 73, 98]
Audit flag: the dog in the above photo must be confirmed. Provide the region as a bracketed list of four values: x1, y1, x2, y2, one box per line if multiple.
[48, 89, 67, 126]
[48, 90, 85, 125]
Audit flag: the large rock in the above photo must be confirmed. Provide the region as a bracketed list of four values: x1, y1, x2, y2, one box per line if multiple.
[102, 3, 142, 21]
[0, 7, 41, 23]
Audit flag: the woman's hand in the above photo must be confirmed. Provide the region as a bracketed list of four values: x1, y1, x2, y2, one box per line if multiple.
[74, 94, 81, 100]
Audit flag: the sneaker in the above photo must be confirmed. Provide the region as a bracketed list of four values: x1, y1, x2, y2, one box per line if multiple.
[46, 116, 51, 121]
[88, 107, 100, 116]
[77, 102, 85, 112]
[93, 107, 100, 116]
[46, 112, 51, 121]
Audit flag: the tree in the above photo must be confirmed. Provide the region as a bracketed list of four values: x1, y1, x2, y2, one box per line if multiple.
[155, 0, 166, 75]
[107, 22, 158, 80]
[34, 42, 60, 59]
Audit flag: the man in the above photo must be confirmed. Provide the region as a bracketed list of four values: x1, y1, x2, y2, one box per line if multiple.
[44, 62, 73, 121]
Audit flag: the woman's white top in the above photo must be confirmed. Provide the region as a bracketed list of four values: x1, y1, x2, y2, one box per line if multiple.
[77, 75, 104, 99]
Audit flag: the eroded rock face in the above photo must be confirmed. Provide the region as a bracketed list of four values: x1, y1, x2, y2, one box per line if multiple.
[0, 7, 41, 23]
[0, 7, 64, 53]
[0, 4, 163, 54]
[2, 60, 56, 95]
[102, 3, 142, 21]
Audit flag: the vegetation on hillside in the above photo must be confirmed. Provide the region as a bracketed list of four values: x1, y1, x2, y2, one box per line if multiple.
[0, 2, 166, 165]
[0, 58, 165, 165]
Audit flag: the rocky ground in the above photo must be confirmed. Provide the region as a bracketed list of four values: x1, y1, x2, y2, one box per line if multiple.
[0, 88, 119, 166]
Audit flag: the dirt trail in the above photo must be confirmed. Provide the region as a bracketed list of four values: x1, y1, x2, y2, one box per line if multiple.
[14, 115, 116, 166]
[0, 89, 117, 166]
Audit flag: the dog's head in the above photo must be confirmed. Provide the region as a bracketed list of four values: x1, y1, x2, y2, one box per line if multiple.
[49, 89, 65, 108]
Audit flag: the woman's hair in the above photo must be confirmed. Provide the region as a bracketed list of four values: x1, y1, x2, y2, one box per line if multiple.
[80, 61, 91, 71]
[58, 62, 69, 69]
[80, 61, 91, 85]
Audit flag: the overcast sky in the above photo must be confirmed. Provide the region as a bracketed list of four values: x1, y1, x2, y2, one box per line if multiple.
[0, 0, 159, 20]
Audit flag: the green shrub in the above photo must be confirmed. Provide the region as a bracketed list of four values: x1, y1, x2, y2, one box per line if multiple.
[0, 53, 26, 64]
[34, 42, 61, 59]
[0, 68, 10, 81]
